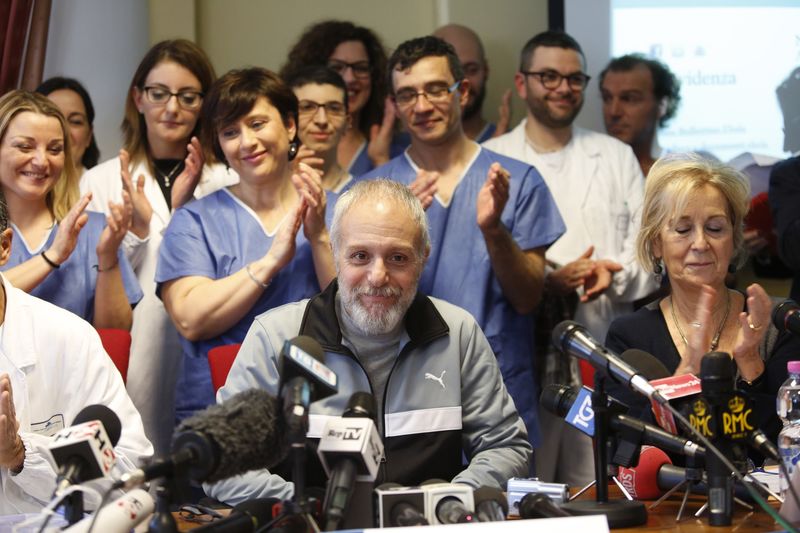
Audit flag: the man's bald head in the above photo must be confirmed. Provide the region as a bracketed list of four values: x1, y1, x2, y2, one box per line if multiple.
[433, 24, 488, 120]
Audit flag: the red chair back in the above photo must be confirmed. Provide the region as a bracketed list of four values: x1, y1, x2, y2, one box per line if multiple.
[208, 344, 242, 393]
[97, 328, 132, 383]
[580, 360, 595, 388]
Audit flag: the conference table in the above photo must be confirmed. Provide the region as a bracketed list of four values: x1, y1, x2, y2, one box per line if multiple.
[171, 482, 785, 531]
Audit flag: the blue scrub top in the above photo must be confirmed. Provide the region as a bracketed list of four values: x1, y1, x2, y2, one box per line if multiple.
[347, 135, 411, 178]
[155, 189, 323, 420]
[359, 147, 565, 448]
[2, 211, 142, 323]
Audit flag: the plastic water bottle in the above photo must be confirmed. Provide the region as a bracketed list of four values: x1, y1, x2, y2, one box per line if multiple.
[778, 361, 800, 495]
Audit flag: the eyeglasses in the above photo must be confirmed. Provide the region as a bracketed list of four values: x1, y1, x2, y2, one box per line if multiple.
[142, 86, 204, 109]
[297, 100, 347, 117]
[327, 60, 371, 79]
[520, 70, 591, 90]
[392, 81, 461, 108]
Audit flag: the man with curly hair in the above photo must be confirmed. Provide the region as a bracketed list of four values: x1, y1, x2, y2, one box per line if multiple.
[599, 53, 681, 175]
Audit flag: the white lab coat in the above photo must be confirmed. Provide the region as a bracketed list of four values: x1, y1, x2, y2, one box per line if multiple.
[80, 158, 238, 455]
[484, 121, 656, 340]
[0, 274, 153, 514]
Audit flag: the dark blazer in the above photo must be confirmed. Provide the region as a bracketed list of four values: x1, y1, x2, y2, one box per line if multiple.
[770, 155, 800, 301]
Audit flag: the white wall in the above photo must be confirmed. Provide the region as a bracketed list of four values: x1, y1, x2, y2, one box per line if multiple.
[44, 0, 150, 164]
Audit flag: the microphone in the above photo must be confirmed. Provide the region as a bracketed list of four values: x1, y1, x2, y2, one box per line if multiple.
[473, 486, 508, 522]
[114, 388, 288, 489]
[317, 391, 384, 531]
[518, 493, 572, 519]
[616, 445, 674, 500]
[62, 488, 154, 532]
[50, 405, 121, 495]
[620, 349, 670, 380]
[616, 445, 759, 502]
[193, 498, 280, 532]
[552, 321, 663, 402]
[374, 483, 429, 527]
[540, 384, 704, 459]
[698, 352, 747, 526]
[278, 336, 338, 444]
[420, 481, 476, 525]
[773, 299, 800, 336]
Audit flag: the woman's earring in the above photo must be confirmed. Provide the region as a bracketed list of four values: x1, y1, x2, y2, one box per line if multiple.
[288, 140, 299, 161]
[653, 258, 663, 284]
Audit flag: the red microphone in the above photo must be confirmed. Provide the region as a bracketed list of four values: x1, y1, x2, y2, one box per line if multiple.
[617, 446, 673, 500]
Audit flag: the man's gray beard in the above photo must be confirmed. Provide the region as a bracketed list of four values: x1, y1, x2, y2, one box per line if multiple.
[340, 284, 416, 336]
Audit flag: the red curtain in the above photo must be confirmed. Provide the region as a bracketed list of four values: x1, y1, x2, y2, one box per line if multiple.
[0, 0, 50, 94]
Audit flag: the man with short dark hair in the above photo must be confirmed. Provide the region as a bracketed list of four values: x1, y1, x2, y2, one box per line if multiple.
[206, 179, 532, 504]
[484, 30, 654, 485]
[357, 36, 565, 458]
[599, 53, 681, 175]
[286, 66, 354, 195]
[433, 24, 510, 142]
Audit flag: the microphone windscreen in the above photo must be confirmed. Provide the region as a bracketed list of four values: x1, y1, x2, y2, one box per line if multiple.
[176, 388, 288, 482]
[71, 405, 122, 446]
[343, 391, 376, 420]
[700, 351, 736, 397]
[617, 445, 672, 500]
[620, 349, 670, 380]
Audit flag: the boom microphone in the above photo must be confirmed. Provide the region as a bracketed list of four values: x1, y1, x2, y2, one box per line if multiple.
[773, 299, 800, 336]
[114, 388, 288, 488]
[552, 321, 663, 402]
[50, 405, 122, 495]
[540, 384, 704, 459]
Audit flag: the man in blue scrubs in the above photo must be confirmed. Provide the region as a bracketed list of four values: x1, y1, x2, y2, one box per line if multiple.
[359, 36, 565, 461]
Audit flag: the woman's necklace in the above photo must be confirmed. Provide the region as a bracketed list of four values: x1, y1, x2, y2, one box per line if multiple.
[669, 290, 731, 351]
[157, 160, 183, 188]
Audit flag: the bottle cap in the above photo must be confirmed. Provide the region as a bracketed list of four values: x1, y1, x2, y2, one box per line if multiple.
[788, 361, 800, 374]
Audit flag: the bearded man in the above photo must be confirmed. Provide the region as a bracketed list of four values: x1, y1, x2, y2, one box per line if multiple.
[205, 179, 531, 505]
[484, 30, 654, 486]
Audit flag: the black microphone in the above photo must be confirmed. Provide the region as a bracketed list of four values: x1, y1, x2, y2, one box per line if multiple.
[552, 320, 663, 402]
[620, 349, 671, 380]
[193, 498, 279, 532]
[114, 388, 288, 489]
[375, 483, 429, 527]
[319, 392, 383, 531]
[519, 492, 572, 519]
[278, 336, 338, 444]
[540, 384, 705, 459]
[50, 405, 122, 495]
[473, 486, 508, 522]
[698, 352, 747, 526]
[773, 299, 800, 336]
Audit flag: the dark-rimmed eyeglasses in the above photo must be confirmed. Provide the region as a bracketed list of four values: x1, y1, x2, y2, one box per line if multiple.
[297, 100, 347, 117]
[327, 60, 371, 79]
[392, 81, 461, 108]
[520, 70, 591, 90]
[142, 86, 204, 109]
